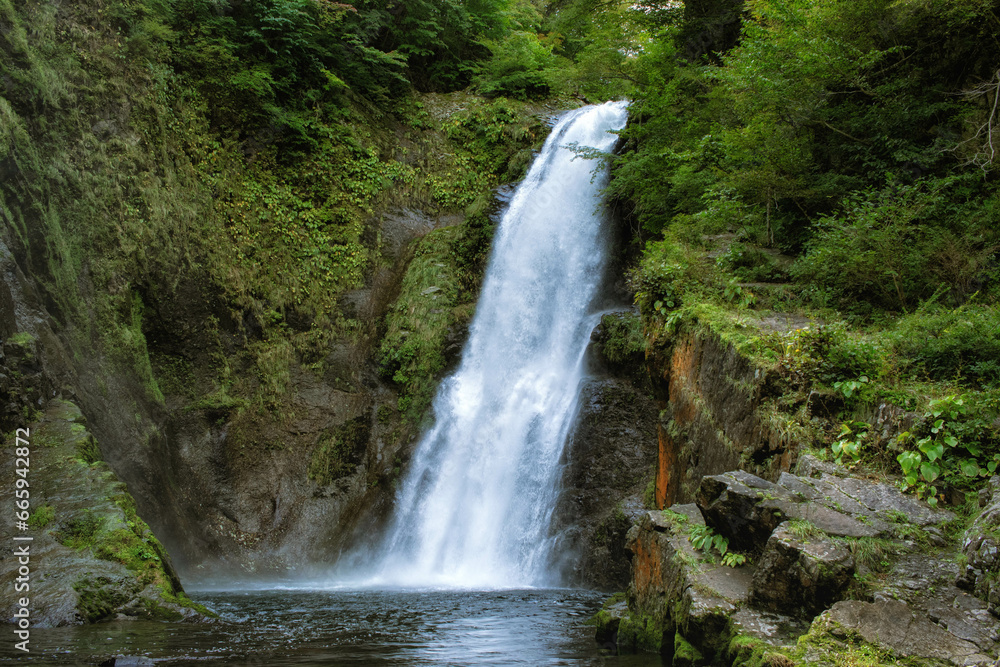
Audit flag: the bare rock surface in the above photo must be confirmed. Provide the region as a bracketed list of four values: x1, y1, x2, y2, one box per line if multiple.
[959, 476, 1000, 610]
[818, 600, 993, 666]
[750, 523, 854, 615]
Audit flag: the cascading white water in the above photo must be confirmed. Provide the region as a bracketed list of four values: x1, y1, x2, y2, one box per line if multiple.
[372, 101, 629, 588]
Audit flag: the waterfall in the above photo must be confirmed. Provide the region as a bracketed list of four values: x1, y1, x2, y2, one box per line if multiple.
[372, 101, 629, 588]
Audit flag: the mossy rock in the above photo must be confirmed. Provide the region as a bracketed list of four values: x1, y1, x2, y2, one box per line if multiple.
[673, 631, 705, 667]
[73, 576, 140, 623]
[617, 612, 670, 654]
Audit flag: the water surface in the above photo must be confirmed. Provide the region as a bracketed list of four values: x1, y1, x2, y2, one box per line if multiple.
[4, 589, 663, 665]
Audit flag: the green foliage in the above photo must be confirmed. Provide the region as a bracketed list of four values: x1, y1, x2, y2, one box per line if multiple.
[600, 312, 645, 365]
[830, 420, 868, 466]
[687, 522, 739, 564]
[442, 97, 546, 186]
[765, 325, 837, 388]
[608, 0, 1000, 327]
[894, 394, 1000, 505]
[833, 536, 902, 573]
[308, 415, 371, 485]
[673, 631, 704, 664]
[717, 243, 787, 283]
[792, 178, 999, 312]
[95, 528, 163, 578]
[892, 304, 1000, 388]
[379, 227, 464, 423]
[616, 611, 667, 653]
[632, 240, 691, 322]
[784, 519, 823, 541]
[27, 505, 55, 530]
[474, 31, 562, 99]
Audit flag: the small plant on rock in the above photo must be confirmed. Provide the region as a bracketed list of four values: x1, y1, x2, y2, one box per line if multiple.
[687, 523, 747, 566]
[831, 420, 868, 466]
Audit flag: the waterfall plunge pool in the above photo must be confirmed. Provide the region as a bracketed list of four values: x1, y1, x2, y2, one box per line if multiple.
[0, 103, 658, 666]
[6, 589, 664, 665]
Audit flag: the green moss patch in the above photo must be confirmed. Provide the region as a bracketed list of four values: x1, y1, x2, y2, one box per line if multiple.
[378, 226, 466, 422]
[57, 510, 105, 550]
[308, 415, 372, 486]
[617, 612, 669, 654]
[673, 631, 705, 666]
[27, 504, 55, 529]
[72, 577, 136, 623]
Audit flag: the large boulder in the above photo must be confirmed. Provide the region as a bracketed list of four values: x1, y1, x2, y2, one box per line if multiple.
[696, 470, 878, 553]
[816, 600, 993, 666]
[0, 400, 212, 626]
[620, 506, 754, 658]
[750, 523, 855, 616]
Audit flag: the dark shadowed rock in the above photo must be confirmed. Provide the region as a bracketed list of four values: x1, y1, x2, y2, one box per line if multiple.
[751, 523, 855, 615]
[695, 471, 793, 551]
[550, 371, 658, 590]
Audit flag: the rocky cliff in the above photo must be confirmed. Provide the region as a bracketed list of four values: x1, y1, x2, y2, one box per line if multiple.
[595, 456, 1000, 665]
[592, 306, 1000, 664]
[1, 0, 578, 616]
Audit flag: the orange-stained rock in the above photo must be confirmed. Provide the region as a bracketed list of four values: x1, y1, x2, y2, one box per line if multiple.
[655, 422, 678, 509]
[624, 508, 752, 660]
[647, 326, 796, 504]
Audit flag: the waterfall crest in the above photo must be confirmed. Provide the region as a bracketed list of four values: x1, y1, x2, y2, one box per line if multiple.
[371, 101, 629, 588]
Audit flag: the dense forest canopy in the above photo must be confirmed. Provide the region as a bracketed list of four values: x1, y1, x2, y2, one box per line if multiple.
[2, 0, 998, 506]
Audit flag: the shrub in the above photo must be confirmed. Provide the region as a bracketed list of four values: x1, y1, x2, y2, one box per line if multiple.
[473, 31, 561, 99]
[892, 304, 1000, 387]
[600, 312, 645, 365]
[716, 242, 787, 283]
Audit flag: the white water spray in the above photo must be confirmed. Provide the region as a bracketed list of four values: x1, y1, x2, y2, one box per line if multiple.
[371, 101, 629, 588]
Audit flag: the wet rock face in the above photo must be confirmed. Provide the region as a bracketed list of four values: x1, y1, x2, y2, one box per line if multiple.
[0, 332, 53, 434]
[549, 364, 658, 590]
[648, 329, 791, 509]
[0, 400, 210, 626]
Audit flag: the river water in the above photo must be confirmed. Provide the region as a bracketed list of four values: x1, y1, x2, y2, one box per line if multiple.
[6, 589, 662, 665]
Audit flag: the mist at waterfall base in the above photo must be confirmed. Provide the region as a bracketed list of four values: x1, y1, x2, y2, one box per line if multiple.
[1, 102, 668, 665]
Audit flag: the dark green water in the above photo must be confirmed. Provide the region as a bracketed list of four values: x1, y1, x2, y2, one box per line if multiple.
[2, 589, 663, 665]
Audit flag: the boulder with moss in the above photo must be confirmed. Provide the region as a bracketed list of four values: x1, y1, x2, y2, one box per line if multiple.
[0, 399, 214, 626]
